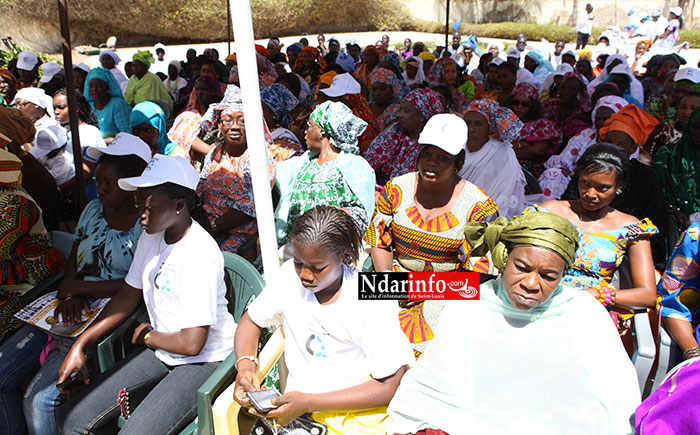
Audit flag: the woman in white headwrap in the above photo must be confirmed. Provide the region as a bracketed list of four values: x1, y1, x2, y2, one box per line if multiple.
[459, 99, 526, 218]
[402, 56, 425, 89]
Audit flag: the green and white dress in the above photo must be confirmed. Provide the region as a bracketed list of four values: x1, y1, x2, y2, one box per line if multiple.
[275, 151, 376, 245]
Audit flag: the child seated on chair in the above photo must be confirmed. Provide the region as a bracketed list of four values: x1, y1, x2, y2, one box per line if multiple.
[234, 205, 414, 433]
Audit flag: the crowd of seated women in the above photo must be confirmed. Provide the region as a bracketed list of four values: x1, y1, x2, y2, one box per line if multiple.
[2, 29, 700, 434]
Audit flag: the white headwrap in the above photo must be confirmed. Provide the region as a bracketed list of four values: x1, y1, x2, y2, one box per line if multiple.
[403, 56, 426, 86]
[12, 87, 55, 119]
[99, 50, 121, 65]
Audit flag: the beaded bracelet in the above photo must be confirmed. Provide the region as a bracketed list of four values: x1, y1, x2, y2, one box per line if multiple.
[683, 346, 700, 360]
[595, 285, 617, 307]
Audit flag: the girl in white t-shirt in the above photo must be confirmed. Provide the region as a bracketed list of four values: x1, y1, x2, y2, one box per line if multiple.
[56, 155, 235, 434]
[234, 205, 414, 433]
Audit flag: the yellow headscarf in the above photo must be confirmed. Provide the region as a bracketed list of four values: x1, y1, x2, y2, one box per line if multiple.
[132, 50, 154, 69]
[464, 212, 579, 270]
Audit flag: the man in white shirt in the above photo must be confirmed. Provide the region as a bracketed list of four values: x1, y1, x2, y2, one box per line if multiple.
[576, 3, 594, 49]
[550, 39, 566, 67]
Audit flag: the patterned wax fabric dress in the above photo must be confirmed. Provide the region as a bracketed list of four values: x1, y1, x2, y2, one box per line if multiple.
[524, 204, 657, 331]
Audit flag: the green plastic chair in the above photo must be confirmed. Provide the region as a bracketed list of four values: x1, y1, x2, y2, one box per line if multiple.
[115, 252, 264, 433]
[179, 252, 265, 434]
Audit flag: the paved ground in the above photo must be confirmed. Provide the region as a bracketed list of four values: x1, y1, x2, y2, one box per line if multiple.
[72, 30, 700, 76]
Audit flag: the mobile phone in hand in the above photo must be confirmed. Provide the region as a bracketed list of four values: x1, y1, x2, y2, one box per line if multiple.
[246, 388, 281, 413]
[57, 372, 85, 390]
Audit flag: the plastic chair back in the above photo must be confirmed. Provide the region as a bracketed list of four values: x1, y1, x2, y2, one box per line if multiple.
[521, 167, 542, 194]
[222, 252, 265, 322]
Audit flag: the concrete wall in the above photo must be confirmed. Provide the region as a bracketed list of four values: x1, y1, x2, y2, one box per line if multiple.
[402, 0, 693, 29]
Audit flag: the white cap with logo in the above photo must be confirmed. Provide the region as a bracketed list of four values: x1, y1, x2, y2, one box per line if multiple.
[418, 113, 468, 156]
[30, 125, 68, 159]
[17, 51, 38, 71]
[118, 154, 199, 191]
[674, 67, 700, 84]
[319, 73, 361, 97]
[86, 132, 152, 164]
[39, 62, 64, 84]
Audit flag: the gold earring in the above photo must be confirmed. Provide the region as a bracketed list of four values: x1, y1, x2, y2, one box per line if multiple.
[616, 189, 622, 195]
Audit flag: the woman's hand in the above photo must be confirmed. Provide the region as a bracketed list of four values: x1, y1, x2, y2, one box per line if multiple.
[54, 296, 89, 325]
[266, 391, 312, 426]
[57, 279, 81, 299]
[57, 344, 90, 397]
[233, 366, 259, 407]
[131, 323, 153, 346]
[584, 287, 600, 299]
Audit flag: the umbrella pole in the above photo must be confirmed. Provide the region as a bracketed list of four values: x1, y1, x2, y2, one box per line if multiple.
[230, 0, 280, 275]
[58, 0, 86, 209]
[445, 0, 451, 54]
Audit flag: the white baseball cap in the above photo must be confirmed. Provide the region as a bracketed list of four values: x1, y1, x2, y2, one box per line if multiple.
[118, 154, 199, 191]
[86, 133, 152, 163]
[670, 7, 683, 16]
[39, 62, 64, 84]
[73, 63, 91, 74]
[554, 63, 574, 77]
[674, 67, 700, 83]
[651, 8, 662, 17]
[418, 113, 468, 156]
[489, 57, 505, 66]
[319, 73, 361, 97]
[30, 125, 68, 159]
[17, 51, 38, 71]
[506, 48, 521, 59]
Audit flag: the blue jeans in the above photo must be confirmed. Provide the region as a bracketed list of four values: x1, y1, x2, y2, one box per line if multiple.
[0, 325, 49, 434]
[23, 342, 69, 435]
[58, 347, 219, 435]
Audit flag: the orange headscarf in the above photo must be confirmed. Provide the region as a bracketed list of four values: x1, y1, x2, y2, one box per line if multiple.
[293, 46, 326, 73]
[599, 104, 659, 145]
[314, 71, 338, 100]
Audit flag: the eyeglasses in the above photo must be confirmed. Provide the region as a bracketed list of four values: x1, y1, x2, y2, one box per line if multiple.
[220, 117, 245, 127]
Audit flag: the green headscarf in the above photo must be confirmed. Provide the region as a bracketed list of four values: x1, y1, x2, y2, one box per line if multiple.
[464, 212, 579, 270]
[132, 50, 154, 69]
[653, 106, 700, 216]
[310, 101, 367, 155]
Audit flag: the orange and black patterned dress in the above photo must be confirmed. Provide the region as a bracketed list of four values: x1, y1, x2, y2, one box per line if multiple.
[364, 172, 499, 355]
[365, 172, 498, 273]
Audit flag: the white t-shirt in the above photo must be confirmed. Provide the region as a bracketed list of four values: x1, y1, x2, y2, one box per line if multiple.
[247, 260, 414, 395]
[577, 10, 593, 34]
[125, 220, 235, 366]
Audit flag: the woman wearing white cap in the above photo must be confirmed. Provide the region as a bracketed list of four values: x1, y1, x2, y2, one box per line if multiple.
[57, 154, 235, 434]
[366, 113, 498, 354]
[12, 87, 58, 140]
[0, 133, 149, 434]
[656, 7, 683, 50]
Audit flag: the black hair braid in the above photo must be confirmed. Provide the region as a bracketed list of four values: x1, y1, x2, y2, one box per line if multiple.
[289, 205, 361, 263]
